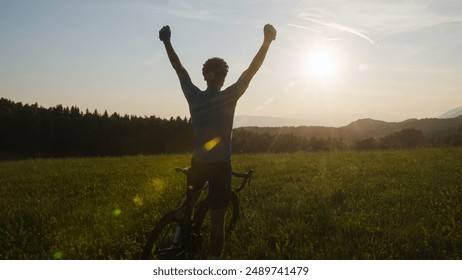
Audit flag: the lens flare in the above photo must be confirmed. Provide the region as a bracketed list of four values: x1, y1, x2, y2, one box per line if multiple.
[151, 178, 165, 191]
[204, 137, 221, 151]
[112, 208, 122, 217]
[53, 251, 63, 260]
[133, 195, 143, 207]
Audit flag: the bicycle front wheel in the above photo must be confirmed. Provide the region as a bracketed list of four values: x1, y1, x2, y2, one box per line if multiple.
[226, 190, 240, 233]
[141, 211, 185, 260]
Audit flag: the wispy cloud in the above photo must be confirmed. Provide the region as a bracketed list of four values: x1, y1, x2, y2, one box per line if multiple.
[286, 23, 321, 34]
[296, 13, 379, 47]
[293, 0, 462, 35]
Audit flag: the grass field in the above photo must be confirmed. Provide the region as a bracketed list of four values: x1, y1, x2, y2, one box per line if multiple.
[1, 148, 461, 259]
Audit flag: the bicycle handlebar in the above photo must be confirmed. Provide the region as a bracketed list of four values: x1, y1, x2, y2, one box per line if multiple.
[232, 169, 253, 193]
[175, 167, 253, 193]
[175, 167, 190, 175]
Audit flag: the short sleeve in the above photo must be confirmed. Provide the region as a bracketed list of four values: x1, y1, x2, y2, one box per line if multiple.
[224, 77, 250, 101]
[180, 74, 200, 102]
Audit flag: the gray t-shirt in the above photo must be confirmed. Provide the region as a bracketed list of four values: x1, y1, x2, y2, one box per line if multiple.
[180, 74, 249, 163]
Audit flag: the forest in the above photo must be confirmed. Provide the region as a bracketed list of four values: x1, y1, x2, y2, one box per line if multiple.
[1, 98, 461, 159]
[0, 98, 192, 159]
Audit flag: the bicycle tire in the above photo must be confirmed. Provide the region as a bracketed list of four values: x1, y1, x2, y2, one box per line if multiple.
[141, 211, 185, 260]
[226, 191, 240, 233]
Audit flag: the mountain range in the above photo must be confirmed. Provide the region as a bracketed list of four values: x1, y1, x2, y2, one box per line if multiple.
[438, 107, 462, 119]
[235, 108, 462, 128]
[236, 107, 462, 142]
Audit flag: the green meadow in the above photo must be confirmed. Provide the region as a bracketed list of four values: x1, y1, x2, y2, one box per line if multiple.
[1, 148, 461, 259]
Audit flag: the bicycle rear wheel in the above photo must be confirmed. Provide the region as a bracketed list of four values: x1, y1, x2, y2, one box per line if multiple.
[226, 191, 240, 233]
[141, 211, 186, 260]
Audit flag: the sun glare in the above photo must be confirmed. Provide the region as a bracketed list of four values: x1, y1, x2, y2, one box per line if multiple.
[304, 50, 337, 79]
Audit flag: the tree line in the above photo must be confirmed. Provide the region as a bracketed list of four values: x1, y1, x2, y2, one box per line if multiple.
[1, 98, 461, 159]
[234, 126, 462, 154]
[0, 98, 193, 159]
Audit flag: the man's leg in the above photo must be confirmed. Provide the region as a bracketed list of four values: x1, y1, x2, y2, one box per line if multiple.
[210, 207, 227, 259]
[208, 162, 232, 259]
[187, 162, 206, 210]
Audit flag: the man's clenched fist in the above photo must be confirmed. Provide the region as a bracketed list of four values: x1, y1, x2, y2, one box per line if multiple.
[159, 25, 171, 41]
[264, 24, 276, 41]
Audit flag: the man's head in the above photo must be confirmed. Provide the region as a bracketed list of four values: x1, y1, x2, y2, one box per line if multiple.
[202, 57, 229, 89]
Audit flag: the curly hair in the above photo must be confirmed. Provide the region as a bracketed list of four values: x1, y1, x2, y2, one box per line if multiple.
[202, 57, 229, 82]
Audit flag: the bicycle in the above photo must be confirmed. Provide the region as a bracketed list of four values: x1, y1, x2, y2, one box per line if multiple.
[141, 166, 253, 259]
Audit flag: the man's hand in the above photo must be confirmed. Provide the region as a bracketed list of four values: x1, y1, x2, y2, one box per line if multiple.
[264, 24, 276, 42]
[159, 25, 171, 42]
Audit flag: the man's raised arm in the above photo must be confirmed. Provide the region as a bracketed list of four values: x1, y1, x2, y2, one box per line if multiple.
[239, 24, 277, 83]
[159, 25, 188, 78]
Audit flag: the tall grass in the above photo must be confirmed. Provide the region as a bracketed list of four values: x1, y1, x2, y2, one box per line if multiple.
[1, 148, 461, 259]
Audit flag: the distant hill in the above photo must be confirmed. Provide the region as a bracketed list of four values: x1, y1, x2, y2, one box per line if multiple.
[439, 107, 462, 119]
[234, 115, 310, 127]
[239, 117, 462, 142]
[235, 107, 462, 128]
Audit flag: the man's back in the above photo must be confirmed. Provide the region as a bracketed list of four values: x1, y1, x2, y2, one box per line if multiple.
[180, 74, 249, 163]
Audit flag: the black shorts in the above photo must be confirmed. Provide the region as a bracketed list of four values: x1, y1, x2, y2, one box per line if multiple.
[187, 160, 232, 209]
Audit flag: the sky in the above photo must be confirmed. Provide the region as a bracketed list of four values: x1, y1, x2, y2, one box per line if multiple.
[1, 0, 461, 127]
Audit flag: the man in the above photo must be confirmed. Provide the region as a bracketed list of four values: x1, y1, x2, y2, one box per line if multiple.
[159, 23, 276, 259]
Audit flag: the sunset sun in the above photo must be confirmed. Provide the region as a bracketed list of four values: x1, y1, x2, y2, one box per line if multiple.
[304, 50, 338, 79]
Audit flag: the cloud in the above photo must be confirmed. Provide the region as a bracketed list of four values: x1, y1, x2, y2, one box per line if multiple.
[296, 13, 379, 47]
[292, 0, 462, 37]
[286, 23, 321, 34]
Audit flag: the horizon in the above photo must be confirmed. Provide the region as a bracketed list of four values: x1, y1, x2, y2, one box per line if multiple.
[1, 0, 462, 126]
[3, 96, 461, 129]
